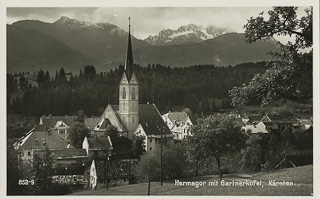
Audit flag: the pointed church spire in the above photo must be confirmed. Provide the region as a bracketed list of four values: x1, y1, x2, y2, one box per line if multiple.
[125, 17, 134, 79]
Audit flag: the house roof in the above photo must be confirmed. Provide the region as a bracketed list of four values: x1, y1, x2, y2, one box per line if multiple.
[167, 112, 188, 123]
[248, 115, 263, 123]
[15, 129, 70, 150]
[99, 118, 112, 129]
[41, 115, 77, 128]
[299, 119, 313, 126]
[139, 104, 172, 136]
[84, 117, 100, 129]
[87, 137, 111, 150]
[94, 159, 138, 179]
[49, 149, 88, 159]
[95, 105, 127, 132]
[110, 136, 132, 155]
[263, 115, 291, 124]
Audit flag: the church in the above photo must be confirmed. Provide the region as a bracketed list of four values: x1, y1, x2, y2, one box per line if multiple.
[93, 19, 173, 151]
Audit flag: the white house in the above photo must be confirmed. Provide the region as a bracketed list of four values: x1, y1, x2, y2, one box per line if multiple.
[162, 112, 194, 140]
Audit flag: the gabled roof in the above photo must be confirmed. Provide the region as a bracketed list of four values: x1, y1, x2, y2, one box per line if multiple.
[41, 115, 77, 128]
[15, 129, 70, 150]
[95, 105, 127, 132]
[139, 104, 172, 136]
[167, 112, 188, 123]
[248, 115, 263, 123]
[299, 119, 313, 126]
[262, 115, 291, 124]
[87, 137, 112, 150]
[50, 149, 88, 159]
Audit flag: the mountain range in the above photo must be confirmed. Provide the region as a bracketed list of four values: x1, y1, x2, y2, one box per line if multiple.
[7, 16, 280, 73]
[145, 24, 234, 45]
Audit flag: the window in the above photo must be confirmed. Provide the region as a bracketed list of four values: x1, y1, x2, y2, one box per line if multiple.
[131, 88, 136, 100]
[122, 87, 126, 99]
[150, 138, 152, 143]
[27, 151, 31, 156]
[149, 147, 152, 151]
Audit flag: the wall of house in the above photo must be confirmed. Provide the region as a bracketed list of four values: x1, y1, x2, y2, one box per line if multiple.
[146, 137, 156, 151]
[89, 150, 107, 160]
[19, 149, 34, 162]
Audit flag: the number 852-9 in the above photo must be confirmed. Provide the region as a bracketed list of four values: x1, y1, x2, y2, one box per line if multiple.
[18, 179, 34, 185]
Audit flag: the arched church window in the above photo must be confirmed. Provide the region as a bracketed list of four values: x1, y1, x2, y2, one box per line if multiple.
[132, 88, 136, 100]
[122, 87, 126, 99]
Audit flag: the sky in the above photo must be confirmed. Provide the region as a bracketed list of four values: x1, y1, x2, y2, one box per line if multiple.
[6, 7, 309, 41]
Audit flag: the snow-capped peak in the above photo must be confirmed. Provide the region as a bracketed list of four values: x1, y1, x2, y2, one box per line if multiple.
[145, 24, 235, 45]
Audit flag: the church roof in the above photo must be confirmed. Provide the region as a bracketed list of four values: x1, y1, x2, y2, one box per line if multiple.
[124, 17, 134, 80]
[139, 104, 172, 136]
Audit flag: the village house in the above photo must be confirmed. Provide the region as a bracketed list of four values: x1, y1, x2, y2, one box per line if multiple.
[261, 115, 294, 133]
[82, 136, 113, 161]
[13, 125, 72, 162]
[40, 115, 100, 141]
[242, 121, 268, 134]
[40, 115, 78, 141]
[89, 159, 138, 189]
[162, 111, 194, 140]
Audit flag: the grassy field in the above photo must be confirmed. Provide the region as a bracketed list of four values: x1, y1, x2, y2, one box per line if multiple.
[72, 165, 313, 196]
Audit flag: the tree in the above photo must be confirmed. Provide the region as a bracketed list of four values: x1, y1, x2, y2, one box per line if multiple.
[32, 147, 55, 194]
[241, 134, 268, 172]
[106, 125, 118, 138]
[68, 122, 90, 148]
[230, 7, 312, 106]
[132, 135, 146, 159]
[137, 142, 189, 182]
[77, 110, 85, 123]
[137, 149, 160, 182]
[189, 114, 246, 180]
[83, 65, 97, 80]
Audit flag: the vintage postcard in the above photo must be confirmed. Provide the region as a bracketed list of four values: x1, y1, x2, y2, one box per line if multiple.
[1, 0, 319, 198]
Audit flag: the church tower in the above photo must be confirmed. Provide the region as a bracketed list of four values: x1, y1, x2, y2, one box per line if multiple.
[119, 17, 139, 137]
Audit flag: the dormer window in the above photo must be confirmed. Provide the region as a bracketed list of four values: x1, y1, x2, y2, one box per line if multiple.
[122, 87, 126, 99]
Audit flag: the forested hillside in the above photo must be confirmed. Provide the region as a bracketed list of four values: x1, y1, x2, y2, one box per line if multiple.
[7, 62, 270, 117]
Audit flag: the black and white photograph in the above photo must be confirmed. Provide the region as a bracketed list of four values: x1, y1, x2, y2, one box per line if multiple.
[2, 1, 319, 197]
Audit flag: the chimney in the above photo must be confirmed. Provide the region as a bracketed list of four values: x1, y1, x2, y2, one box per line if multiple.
[39, 116, 43, 125]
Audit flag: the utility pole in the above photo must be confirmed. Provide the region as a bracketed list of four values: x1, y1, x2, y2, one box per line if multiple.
[128, 153, 131, 184]
[106, 146, 109, 189]
[160, 124, 163, 186]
